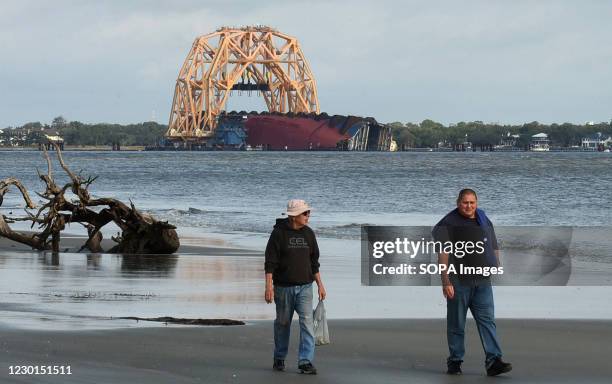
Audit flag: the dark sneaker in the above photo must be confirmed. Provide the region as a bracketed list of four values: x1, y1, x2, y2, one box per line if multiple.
[298, 362, 317, 375]
[447, 361, 462, 375]
[273, 359, 285, 372]
[487, 358, 512, 376]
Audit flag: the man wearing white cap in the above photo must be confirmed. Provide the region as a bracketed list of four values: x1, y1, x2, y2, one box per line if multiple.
[264, 199, 326, 375]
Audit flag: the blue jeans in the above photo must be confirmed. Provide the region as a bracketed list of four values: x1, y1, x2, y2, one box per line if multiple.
[274, 283, 315, 364]
[447, 282, 503, 367]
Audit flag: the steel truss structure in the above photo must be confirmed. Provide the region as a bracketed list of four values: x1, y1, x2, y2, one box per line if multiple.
[166, 26, 320, 141]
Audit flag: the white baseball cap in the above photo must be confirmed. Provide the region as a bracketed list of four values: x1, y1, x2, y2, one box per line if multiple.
[284, 199, 312, 216]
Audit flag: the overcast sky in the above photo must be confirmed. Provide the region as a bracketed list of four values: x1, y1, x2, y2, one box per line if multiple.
[1, 0, 611, 127]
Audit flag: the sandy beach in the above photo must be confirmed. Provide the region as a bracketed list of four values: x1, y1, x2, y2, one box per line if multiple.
[2, 231, 612, 383]
[1, 319, 610, 383]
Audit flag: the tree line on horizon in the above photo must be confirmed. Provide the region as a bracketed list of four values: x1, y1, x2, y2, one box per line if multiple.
[1, 116, 167, 146]
[389, 119, 612, 148]
[2, 116, 612, 148]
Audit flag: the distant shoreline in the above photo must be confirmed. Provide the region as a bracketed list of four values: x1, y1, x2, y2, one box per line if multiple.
[1, 146, 609, 153]
[0, 145, 145, 151]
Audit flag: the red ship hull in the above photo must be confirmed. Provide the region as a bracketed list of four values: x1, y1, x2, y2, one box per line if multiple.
[245, 115, 349, 150]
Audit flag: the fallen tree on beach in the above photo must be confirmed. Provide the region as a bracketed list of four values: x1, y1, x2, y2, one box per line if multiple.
[0, 144, 179, 254]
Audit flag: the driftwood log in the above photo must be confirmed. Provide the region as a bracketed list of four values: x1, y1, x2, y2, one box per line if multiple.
[0, 145, 179, 254]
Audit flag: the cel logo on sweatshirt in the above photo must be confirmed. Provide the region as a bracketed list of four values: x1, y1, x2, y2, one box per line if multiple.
[289, 237, 309, 248]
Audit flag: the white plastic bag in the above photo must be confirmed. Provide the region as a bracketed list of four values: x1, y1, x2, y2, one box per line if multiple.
[313, 300, 330, 345]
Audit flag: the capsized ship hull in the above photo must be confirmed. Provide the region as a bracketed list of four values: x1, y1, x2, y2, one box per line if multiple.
[241, 113, 391, 151]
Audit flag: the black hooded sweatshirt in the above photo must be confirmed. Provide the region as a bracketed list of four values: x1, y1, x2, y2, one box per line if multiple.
[264, 218, 320, 286]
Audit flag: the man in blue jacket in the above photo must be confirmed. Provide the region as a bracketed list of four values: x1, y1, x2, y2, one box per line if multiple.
[433, 189, 512, 376]
[264, 199, 326, 375]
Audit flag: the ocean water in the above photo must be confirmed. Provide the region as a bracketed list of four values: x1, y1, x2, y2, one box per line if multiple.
[1, 151, 611, 329]
[2, 151, 611, 235]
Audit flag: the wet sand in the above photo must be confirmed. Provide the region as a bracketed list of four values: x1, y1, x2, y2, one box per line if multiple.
[4, 232, 612, 325]
[1, 319, 611, 383]
[0, 231, 260, 256]
[0, 232, 267, 330]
